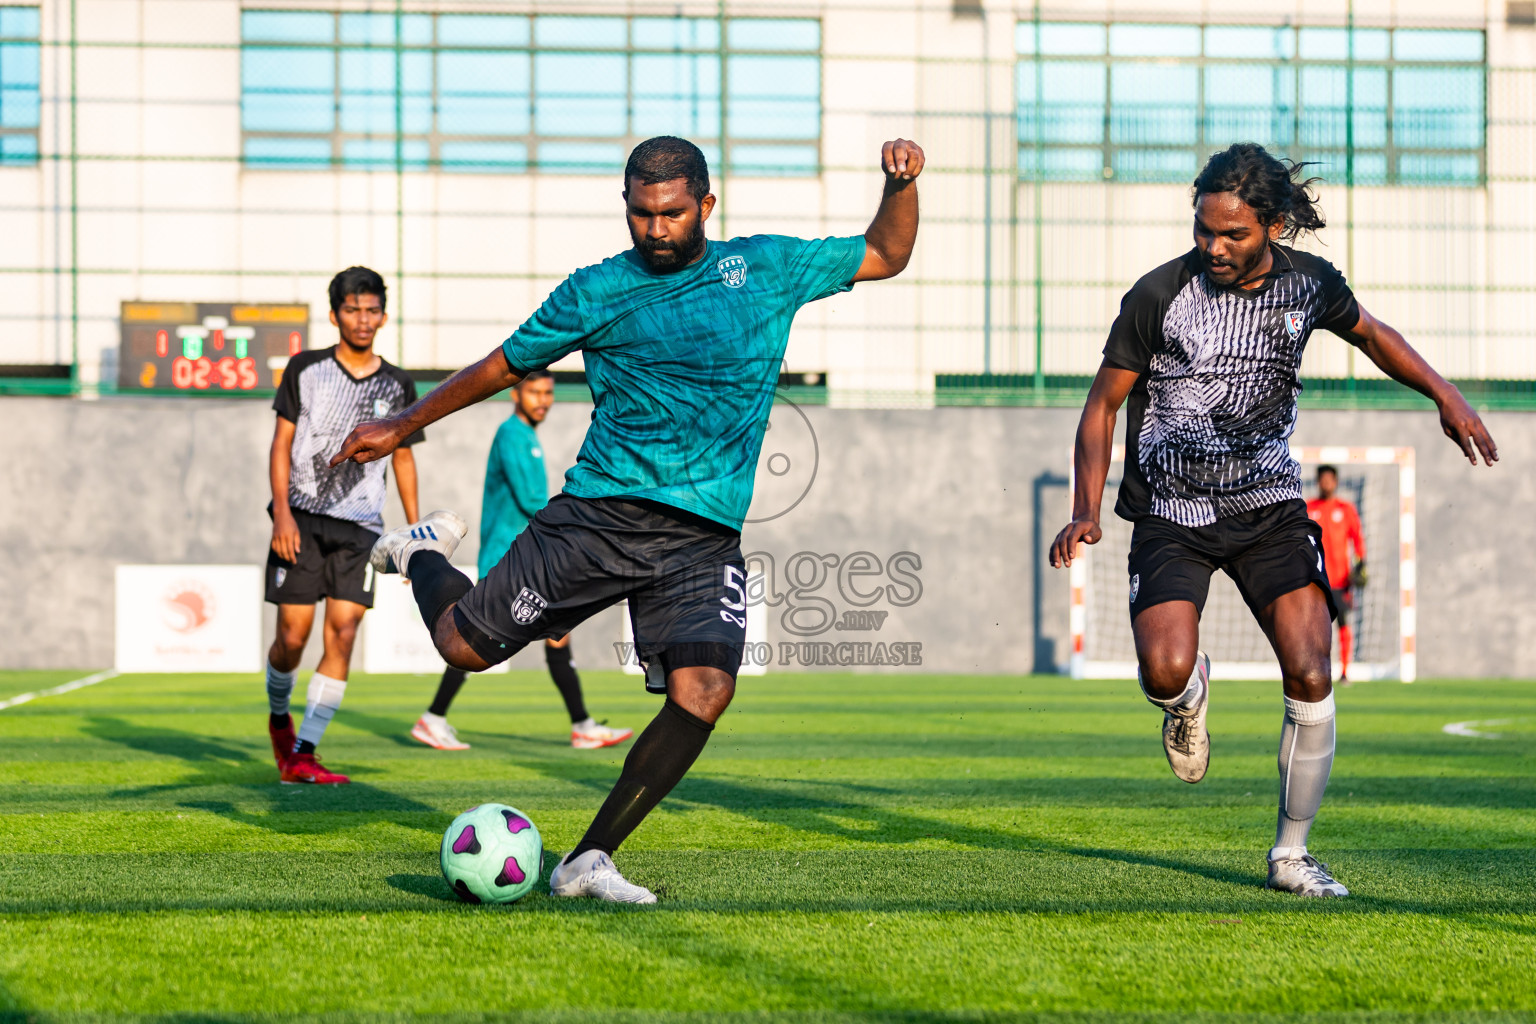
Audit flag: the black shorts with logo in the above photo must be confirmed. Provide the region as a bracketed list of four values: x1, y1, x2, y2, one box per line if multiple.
[265, 507, 379, 607]
[455, 495, 748, 681]
[1127, 499, 1340, 623]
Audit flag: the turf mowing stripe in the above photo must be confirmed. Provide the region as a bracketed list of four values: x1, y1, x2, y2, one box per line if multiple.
[0, 669, 119, 711]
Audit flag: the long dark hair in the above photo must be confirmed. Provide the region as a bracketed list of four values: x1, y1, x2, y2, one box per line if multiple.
[1193, 143, 1325, 241]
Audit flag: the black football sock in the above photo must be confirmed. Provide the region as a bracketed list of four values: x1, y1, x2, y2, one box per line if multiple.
[570, 699, 713, 859]
[294, 739, 315, 756]
[545, 645, 588, 723]
[428, 667, 468, 717]
[408, 551, 474, 633]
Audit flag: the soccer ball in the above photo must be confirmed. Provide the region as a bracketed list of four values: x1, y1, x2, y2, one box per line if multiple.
[439, 803, 543, 904]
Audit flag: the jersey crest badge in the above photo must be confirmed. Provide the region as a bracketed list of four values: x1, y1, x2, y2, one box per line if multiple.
[1283, 311, 1306, 340]
[717, 255, 749, 289]
[274, 567, 287, 589]
[1130, 574, 1140, 603]
[373, 398, 391, 417]
[511, 587, 548, 626]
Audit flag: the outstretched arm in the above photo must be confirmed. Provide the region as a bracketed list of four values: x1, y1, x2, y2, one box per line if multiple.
[854, 139, 925, 282]
[1334, 306, 1498, 467]
[332, 347, 522, 467]
[1049, 362, 1140, 569]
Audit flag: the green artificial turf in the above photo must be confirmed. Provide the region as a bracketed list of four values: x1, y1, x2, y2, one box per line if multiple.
[1, 669, 1533, 1023]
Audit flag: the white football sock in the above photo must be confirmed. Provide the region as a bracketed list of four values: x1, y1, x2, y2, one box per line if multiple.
[296, 672, 347, 750]
[1272, 692, 1336, 859]
[572, 716, 597, 732]
[266, 661, 296, 716]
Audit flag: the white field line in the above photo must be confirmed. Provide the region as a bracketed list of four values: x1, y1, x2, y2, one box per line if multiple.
[0, 669, 121, 711]
[1442, 719, 1512, 739]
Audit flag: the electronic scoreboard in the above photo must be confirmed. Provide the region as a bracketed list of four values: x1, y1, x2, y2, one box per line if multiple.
[117, 302, 310, 392]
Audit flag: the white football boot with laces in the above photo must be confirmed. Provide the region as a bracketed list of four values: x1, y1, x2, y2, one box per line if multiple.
[1162, 651, 1212, 783]
[370, 510, 467, 579]
[411, 712, 470, 750]
[549, 850, 657, 904]
[1266, 852, 1349, 897]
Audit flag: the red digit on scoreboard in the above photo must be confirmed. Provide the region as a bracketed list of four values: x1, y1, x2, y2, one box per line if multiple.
[155, 329, 169, 358]
[171, 357, 193, 388]
[212, 329, 225, 351]
[237, 357, 258, 389]
[217, 357, 237, 389]
[289, 332, 301, 355]
[192, 357, 212, 389]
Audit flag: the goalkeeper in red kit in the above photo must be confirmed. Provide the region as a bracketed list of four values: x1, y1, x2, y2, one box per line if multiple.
[1306, 465, 1366, 683]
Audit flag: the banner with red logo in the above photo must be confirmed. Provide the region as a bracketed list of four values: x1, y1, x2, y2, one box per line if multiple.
[115, 565, 263, 672]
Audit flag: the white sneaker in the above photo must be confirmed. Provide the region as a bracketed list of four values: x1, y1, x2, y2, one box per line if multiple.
[549, 850, 657, 904]
[571, 721, 634, 750]
[370, 510, 467, 579]
[411, 713, 469, 751]
[1266, 852, 1349, 897]
[1163, 651, 1211, 784]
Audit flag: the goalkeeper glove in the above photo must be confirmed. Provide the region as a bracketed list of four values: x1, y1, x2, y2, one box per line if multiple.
[1350, 560, 1369, 589]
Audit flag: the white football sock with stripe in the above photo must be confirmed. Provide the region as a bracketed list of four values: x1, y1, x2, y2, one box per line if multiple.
[1271, 692, 1336, 860]
[296, 672, 347, 751]
[266, 660, 296, 716]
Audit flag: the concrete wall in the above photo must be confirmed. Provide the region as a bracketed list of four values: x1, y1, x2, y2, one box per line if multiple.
[6, 394, 1533, 677]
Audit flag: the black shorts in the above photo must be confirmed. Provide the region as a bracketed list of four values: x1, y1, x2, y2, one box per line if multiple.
[455, 495, 748, 680]
[265, 507, 379, 607]
[1127, 499, 1340, 623]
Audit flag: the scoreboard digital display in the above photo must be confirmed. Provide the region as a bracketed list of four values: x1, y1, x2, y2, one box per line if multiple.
[118, 302, 310, 392]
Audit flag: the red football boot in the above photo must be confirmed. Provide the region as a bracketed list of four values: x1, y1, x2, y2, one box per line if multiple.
[281, 752, 350, 785]
[268, 714, 297, 771]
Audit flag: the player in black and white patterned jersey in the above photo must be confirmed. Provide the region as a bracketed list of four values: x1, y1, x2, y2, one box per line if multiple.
[263, 267, 424, 785]
[1050, 144, 1499, 898]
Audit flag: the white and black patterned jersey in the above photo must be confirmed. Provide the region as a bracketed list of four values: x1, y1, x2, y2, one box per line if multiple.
[273, 346, 423, 532]
[1104, 245, 1359, 527]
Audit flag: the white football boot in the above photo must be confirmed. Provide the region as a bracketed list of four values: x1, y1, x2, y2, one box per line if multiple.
[369, 510, 467, 580]
[1162, 651, 1212, 783]
[549, 850, 657, 904]
[410, 712, 470, 750]
[1266, 852, 1349, 897]
[571, 721, 634, 750]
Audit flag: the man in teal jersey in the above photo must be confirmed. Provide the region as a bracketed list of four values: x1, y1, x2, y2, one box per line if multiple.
[334, 135, 925, 903]
[410, 370, 633, 752]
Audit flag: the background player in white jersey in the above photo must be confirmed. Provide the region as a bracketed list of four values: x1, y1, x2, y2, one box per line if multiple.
[410, 370, 632, 752]
[264, 266, 423, 785]
[1050, 144, 1498, 896]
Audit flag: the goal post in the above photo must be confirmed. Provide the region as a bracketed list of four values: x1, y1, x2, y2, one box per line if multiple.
[1067, 445, 1415, 682]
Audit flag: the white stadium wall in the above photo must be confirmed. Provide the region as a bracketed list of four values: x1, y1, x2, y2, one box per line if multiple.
[0, 0, 1532, 399]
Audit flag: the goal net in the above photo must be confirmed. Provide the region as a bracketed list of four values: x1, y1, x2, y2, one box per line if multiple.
[1068, 446, 1416, 682]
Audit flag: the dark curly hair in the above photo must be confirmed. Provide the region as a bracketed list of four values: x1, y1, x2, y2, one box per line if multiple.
[1193, 143, 1325, 241]
[624, 136, 710, 202]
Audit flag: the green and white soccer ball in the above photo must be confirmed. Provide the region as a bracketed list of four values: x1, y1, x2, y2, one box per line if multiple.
[439, 803, 543, 904]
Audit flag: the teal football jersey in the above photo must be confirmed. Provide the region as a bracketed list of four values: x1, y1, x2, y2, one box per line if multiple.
[501, 234, 865, 530]
[477, 414, 547, 579]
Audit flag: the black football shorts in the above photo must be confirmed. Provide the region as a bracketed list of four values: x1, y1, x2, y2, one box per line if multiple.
[1126, 499, 1340, 623]
[265, 507, 378, 607]
[455, 495, 748, 681]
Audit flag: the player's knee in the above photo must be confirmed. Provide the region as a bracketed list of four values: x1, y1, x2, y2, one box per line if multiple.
[325, 618, 360, 655]
[1138, 649, 1196, 699]
[1285, 662, 1332, 703]
[433, 605, 493, 673]
[273, 624, 310, 659]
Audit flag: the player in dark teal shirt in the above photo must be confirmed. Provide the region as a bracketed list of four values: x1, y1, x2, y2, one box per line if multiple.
[335, 134, 926, 903]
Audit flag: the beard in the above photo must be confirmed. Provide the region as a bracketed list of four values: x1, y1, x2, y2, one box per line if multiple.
[634, 219, 708, 272]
